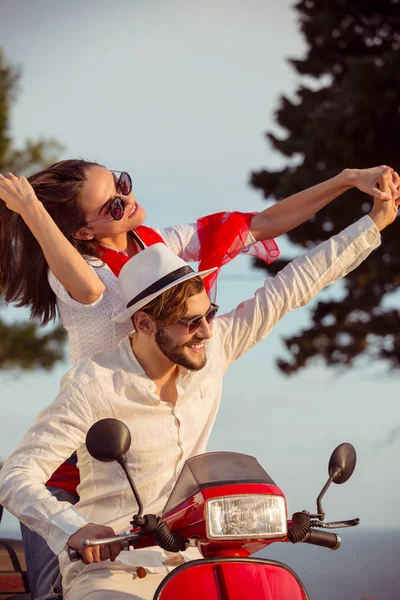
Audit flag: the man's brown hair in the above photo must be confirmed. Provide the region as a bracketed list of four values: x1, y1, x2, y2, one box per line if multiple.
[134, 276, 205, 327]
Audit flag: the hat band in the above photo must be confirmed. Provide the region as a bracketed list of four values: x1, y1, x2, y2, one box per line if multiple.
[126, 265, 195, 309]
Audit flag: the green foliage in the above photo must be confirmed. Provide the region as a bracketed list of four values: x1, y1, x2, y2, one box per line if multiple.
[0, 311, 66, 371]
[251, 0, 400, 373]
[0, 50, 66, 371]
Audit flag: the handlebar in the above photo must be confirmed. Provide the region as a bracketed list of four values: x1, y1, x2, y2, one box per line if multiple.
[303, 529, 341, 550]
[67, 523, 342, 562]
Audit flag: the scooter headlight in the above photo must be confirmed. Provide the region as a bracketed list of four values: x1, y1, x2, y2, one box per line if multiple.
[206, 494, 287, 540]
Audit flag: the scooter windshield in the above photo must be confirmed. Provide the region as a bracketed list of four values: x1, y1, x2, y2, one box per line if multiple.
[163, 451, 275, 514]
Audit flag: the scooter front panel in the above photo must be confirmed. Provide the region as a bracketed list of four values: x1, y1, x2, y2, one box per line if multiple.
[153, 557, 309, 600]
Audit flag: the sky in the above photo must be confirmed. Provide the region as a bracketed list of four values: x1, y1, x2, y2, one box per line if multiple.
[0, 0, 399, 541]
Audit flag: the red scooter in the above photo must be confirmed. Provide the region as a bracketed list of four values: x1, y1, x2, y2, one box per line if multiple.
[70, 418, 360, 599]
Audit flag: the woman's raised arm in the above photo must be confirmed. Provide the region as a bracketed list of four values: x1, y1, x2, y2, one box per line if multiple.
[250, 165, 399, 241]
[0, 173, 104, 303]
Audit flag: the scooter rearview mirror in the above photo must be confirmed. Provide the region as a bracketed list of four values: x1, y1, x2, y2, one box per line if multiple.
[328, 442, 357, 485]
[86, 418, 131, 463]
[314, 442, 357, 521]
[86, 418, 143, 517]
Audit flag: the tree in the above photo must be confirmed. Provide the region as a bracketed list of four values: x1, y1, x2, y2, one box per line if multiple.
[251, 0, 400, 374]
[0, 49, 66, 371]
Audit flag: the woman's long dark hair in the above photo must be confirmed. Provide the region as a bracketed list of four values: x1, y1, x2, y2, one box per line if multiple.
[0, 159, 103, 325]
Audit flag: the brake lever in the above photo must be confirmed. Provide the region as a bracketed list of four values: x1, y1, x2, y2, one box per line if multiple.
[83, 531, 142, 547]
[310, 518, 360, 529]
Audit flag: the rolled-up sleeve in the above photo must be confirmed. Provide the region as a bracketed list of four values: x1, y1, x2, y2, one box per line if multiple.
[213, 216, 381, 367]
[0, 381, 93, 555]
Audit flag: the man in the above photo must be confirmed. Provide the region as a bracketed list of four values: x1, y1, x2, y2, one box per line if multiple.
[0, 172, 398, 600]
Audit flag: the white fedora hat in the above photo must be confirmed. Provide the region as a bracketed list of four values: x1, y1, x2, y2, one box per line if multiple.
[112, 243, 218, 323]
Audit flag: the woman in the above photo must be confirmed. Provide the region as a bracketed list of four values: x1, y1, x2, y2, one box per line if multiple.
[0, 159, 397, 600]
[0, 160, 396, 363]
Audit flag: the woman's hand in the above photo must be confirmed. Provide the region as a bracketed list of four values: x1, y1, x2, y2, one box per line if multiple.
[349, 165, 400, 202]
[0, 172, 39, 215]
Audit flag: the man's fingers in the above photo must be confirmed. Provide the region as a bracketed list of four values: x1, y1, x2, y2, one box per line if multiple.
[376, 174, 391, 196]
[82, 544, 102, 564]
[387, 184, 398, 201]
[82, 542, 119, 564]
[387, 177, 398, 199]
[100, 543, 111, 562]
[92, 544, 102, 563]
[82, 547, 94, 565]
[392, 171, 400, 199]
[372, 187, 391, 201]
[109, 541, 122, 562]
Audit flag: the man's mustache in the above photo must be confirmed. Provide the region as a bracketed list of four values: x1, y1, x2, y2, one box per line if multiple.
[184, 337, 206, 346]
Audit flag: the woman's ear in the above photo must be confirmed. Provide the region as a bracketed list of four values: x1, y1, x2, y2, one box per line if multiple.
[73, 225, 95, 241]
[133, 311, 157, 335]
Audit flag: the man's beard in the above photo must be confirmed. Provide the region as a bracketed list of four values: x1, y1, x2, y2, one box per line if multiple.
[155, 328, 207, 371]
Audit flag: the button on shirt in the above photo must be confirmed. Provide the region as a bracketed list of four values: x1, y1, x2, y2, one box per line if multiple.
[0, 216, 380, 582]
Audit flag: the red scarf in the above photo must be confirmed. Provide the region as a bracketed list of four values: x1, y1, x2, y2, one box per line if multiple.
[197, 211, 279, 297]
[46, 214, 279, 493]
[98, 225, 165, 277]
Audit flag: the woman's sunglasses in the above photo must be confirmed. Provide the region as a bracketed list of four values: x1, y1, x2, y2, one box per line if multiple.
[176, 303, 219, 334]
[87, 171, 133, 224]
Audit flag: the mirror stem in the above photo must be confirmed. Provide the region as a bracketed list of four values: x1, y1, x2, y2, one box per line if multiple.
[117, 454, 144, 517]
[316, 474, 335, 520]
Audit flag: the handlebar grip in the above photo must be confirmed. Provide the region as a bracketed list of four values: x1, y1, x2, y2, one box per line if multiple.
[67, 547, 82, 562]
[304, 529, 341, 550]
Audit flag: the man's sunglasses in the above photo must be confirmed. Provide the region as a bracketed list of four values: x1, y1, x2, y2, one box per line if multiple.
[176, 303, 219, 334]
[87, 171, 132, 224]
